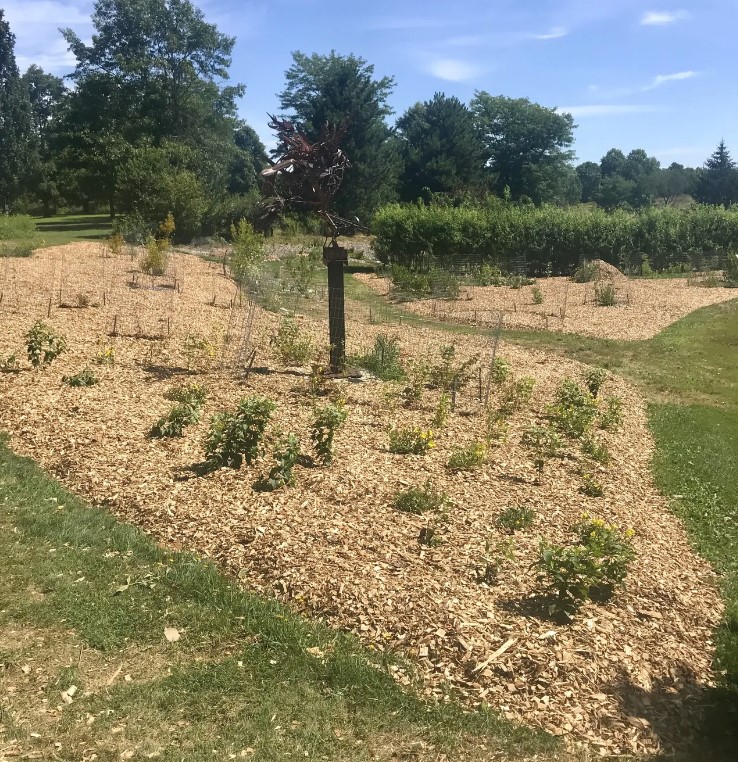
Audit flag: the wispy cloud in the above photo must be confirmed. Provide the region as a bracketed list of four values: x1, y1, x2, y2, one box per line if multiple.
[424, 58, 482, 82]
[529, 26, 568, 40]
[368, 16, 462, 31]
[589, 70, 699, 98]
[640, 9, 690, 26]
[560, 104, 662, 118]
[646, 70, 698, 89]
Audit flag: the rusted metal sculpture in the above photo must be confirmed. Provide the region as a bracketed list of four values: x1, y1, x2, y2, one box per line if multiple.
[259, 116, 355, 373]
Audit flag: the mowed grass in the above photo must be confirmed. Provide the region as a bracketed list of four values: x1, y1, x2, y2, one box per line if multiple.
[0, 436, 556, 762]
[34, 213, 112, 247]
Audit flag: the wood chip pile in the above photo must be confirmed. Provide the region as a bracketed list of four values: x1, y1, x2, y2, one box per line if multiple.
[0, 243, 724, 756]
[354, 273, 737, 340]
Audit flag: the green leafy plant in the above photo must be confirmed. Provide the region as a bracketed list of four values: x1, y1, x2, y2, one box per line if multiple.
[108, 232, 124, 256]
[150, 403, 200, 438]
[204, 396, 276, 468]
[496, 506, 536, 533]
[428, 344, 477, 392]
[490, 356, 510, 386]
[725, 251, 738, 285]
[393, 481, 447, 515]
[257, 433, 301, 490]
[474, 538, 515, 585]
[272, 318, 313, 366]
[280, 249, 321, 296]
[229, 219, 265, 286]
[599, 396, 623, 431]
[310, 403, 348, 465]
[401, 361, 428, 407]
[62, 368, 99, 387]
[584, 367, 608, 398]
[447, 442, 486, 471]
[0, 354, 19, 372]
[484, 409, 509, 445]
[580, 473, 604, 497]
[164, 382, 208, 407]
[140, 235, 169, 275]
[581, 435, 611, 465]
[351, 334, 405, 381]
[94, 344, 115, 365]
[499, 376, 536, 416]
[547, 379, 597, 438]
[432, 392, 450, 428]
[25, 321, 67, 368]
[594, 283, 617, 306]
[521, 425, 562, 480]
[182, 333, 216, 370]
[388, 426, 435, 455]
[571, 261, 599, 283]
[532, 286, 544, 304]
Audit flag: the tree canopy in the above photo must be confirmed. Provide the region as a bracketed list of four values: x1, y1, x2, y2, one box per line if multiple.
[694, 140, 738, 207]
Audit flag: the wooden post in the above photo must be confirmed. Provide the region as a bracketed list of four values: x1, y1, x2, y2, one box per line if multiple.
[323, 243, 348, 374]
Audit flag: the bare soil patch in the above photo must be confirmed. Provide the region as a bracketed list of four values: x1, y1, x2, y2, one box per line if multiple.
[355, 273, 737, 340]
[0, 243, 724, 756]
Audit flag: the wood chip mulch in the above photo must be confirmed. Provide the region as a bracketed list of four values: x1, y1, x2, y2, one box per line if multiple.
[0, 243, 724, 757]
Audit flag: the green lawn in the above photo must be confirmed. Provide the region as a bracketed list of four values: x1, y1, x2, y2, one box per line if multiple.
[0, 437, 555, 762]
[34, 213, 112, 247]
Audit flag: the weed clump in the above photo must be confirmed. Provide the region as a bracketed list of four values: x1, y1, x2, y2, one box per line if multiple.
[393, 482, 447, 515]
[150, 403, 200, 438]
[351, 334, 405, 381]
[447, 442, 486, 471]
[496, 506, 536, 533]
[62, 368, 99, 387]
[388, 426, 434, 455]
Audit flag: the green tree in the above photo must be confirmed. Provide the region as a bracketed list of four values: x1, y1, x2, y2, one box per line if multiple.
[0, 10, 32, 208]
[228, 121, 268, 195]
[694, 140, 738, 207]
[278, 50, 400, 223]
[470, 93, 576, 202]
[576, 161, 602, 203]
[396, 93, 485, 202]
[600, 148, 627, 178]
[646, 163, 695, 206]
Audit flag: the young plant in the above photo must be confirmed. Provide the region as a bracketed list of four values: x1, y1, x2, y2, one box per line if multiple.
[94, 343, 115, 366]
[257, 433, 301, 490]
[432, 392, 450, 428]
[447, 441, 486, 471]
[62, 368, 99, 387]
[351, 334, 405, 381]
[150, 403, 200, 438]
[401, 361, 428, 407]
[229, 219, 266, 286]
[164, 382, 208, 407]
[599, 396, 623, 431]
[393, 481, 447, 515]
[571, 261, 599, 283]
[108, 232, 124, 256]
[204, 396, 276, 468]
[532, 286, 544, 305]
[521, 425, 562, 480]
[581, 435, 611, 465]
[584, 367, 608, 398]
[484, 409, 509, 446]
[489, 356, 510, 386]
[496, 506, 536, 533]
[474, 538, 515, 585]
[310, 403, 348, 465]
[388, 426, 435, 455]
[140, 235, 168, 275]
[25, 321, 67, 368]
[594, 283, 616, 306]
[428, 344, 476, 391]
[272, 318, 313, 366]
[182, 333, 217, 371]
[580, 473, 604, 497]
[498, 376, 536, 416]
[0, 354, 19, 372]
[547, 379, 597, 438]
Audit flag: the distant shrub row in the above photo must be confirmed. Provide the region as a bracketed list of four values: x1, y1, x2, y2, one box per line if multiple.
[372, 202, 738, 275]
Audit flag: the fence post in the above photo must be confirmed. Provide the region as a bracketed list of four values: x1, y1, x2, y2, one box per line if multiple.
[323, 243, 348, 373]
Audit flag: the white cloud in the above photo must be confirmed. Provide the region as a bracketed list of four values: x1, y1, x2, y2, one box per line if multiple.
[425, 58, 481, 82]
[368, 16, 461, 31]
[640, 10, 690, 26]
[529, 26, 568, 40]
[588, 70, 699, 98]
[560, 104, 662, 117]
[645, 70, 698, 90]
[3, 1, 91, 27]
[16, 40, 77, 73]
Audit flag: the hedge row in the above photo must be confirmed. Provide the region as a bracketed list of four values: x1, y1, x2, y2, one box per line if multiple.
[371, 202, 738, 274]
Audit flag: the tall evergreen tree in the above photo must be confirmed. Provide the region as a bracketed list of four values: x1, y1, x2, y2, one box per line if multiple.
[396, 93, 485, 202]
[0, 10, 32, 209]
[694, 140, 738, 207]
[278, 50, 400, 223]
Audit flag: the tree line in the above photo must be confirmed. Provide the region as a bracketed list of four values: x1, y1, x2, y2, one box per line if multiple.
[2, 0, 738, 242]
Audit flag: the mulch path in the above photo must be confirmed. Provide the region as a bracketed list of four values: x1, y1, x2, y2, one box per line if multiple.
[0, 243, 723, 756]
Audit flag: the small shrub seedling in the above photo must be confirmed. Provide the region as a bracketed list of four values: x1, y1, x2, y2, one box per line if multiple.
[571, 261, 599, 283]
[474, 538, 515, 585]
[432, 392, 450, 428]
[150, 403, 200, 438]
[496, 506, 536, 532]
[94, 343, 115, 365]
[310, 403, 348, 465]
[272, 318, 313, 366]
[393, 482, 447, 515]
[388, 426, 434, 455]
[499, 376, 536, 416]
[485, 409, 509, 445]
[62, 368, 99, 387]
[182, 333, 216, 370]
[447, 442, 486, 471]
[580, 473, 604, 497]
[164, 382, 208, 407]
[25, 321, 67, 368]
[581, 435, 611, 465]
[599, 396, 624, 431]
[548, 378, 597, 438]
[532, 286, 544, 304]
[521, 425, 562, 480]
[351, 334, 405, 381]
[140, 235, 169, 275]
[257, 433, 301, 490]
[429, 345, 477, 393]
[594, 283, 617, 307]
[205, 396, 276, 469]
[0, 354, 19, 372]
[490, 356, 510, 386]
[584, 367, 608, 398]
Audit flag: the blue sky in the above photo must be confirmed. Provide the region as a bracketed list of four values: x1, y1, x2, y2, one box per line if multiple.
[5, 0, 737, 166]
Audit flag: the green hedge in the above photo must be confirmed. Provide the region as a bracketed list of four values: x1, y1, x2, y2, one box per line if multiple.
[372, 202, 738, 275]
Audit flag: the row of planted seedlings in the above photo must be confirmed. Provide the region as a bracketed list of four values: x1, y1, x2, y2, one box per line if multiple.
[348, 331, 635, 621]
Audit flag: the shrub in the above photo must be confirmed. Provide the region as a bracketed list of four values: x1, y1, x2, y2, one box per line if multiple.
[584, 367, 608, 398]
[571, 261, 599, 283]
[140, 235, 169, 275]
[393, 482, 447, 515]
[229, 219, 265, 286]
[499, 377, 536, 416]
[401, 362, 428, 407]
[580, 473, 604, 497]
[389, 264, 460, 300]
[272, 318, 313, 366]
[548, 379, 597, 438]
[205, 396, 276, 469]
[432, 392, 450, 428]
[310, 403, 348, 465]
[428, 345, 477, 392]
[474, 263, 505, 286]
[0, 240, 36, 257]
[182, 333, 216, 370]
[257, 433, 301, 490]
[62, 368, 99, 387]
[447, 442, 486, 471]
[280, 249, 321, 296]
[581, 435, 611, 465]
[150, 402, 200, 438]
[521, 425, 563, 478]
[164, 382, 208, 407]
[0, 354, 19, 372]
[536, 516, 635, 616]
[108, 232, 124, 256]
[532, 286, 544, 304]
[25, 321, 66, 368]
[485, 409, 509, 445]
[599, 396, 623, 431]
[490, 356, 510, 386]
[496, 506, 536, 532]
[351, 334, 405, 381]
[594, 283, 617, 306]
[725, 252, 738, 286]
[388, 426, 434, 455]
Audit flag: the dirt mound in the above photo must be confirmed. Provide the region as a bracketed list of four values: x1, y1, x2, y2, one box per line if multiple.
[592, 259, 627, 280]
